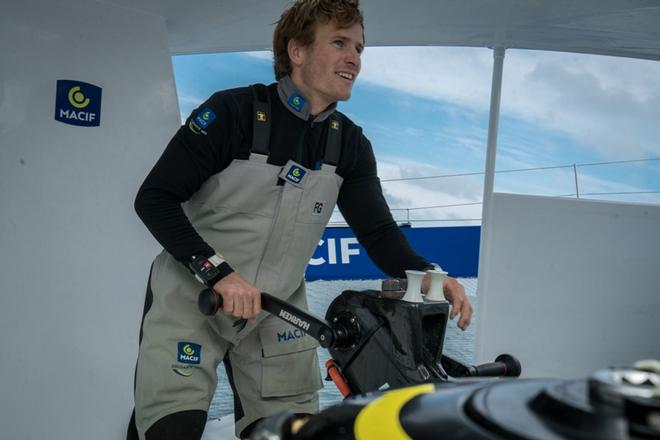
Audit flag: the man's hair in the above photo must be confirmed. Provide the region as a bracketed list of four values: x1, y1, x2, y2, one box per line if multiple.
[273, 0, 364, 80]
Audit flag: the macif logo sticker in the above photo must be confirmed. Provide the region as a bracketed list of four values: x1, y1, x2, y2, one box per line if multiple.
[55, 80, 102, 127]
[177, 342, 201, 365]
[286, 165, 306, 184]
[195, 107, 216, 129]
[288, 94, 305, 112]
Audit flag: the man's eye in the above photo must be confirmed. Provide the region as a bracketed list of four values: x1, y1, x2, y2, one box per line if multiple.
[333, 40, 344, 47]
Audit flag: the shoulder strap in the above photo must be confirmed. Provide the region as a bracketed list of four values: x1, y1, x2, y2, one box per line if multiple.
[323, 115, 342, 166]
[250, 84, 271, 156]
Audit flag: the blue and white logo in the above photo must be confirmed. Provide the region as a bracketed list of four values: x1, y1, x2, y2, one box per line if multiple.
[277, 329, 305, 342]
[194, 107, 216, 129]
[286, 165, 306, 184]
[55, 80, 102, 127]
[288, 94, 305, 112]
[177, 342, 201, 365]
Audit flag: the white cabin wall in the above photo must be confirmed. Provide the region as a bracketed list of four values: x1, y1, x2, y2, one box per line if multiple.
[0, 1, 179, 438]
[475, 193, 660, 378]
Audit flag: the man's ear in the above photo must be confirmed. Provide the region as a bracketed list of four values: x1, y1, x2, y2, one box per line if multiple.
[288, 38, 305, 68]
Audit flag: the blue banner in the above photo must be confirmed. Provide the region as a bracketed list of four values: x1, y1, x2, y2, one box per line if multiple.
[305, 226, 480, 280]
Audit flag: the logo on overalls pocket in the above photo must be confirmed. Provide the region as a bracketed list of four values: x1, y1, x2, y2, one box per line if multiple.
[177, 342, 201, 364]
[286, 165, 306, 184]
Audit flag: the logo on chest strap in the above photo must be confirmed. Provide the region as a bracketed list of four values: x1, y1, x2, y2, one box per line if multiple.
[285, 165, 306, 184]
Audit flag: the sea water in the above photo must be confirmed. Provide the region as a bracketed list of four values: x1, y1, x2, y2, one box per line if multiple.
[208, 278, 478, 418]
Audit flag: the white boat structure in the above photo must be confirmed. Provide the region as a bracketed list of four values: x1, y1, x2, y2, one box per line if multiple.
[1, 1, 659, 438]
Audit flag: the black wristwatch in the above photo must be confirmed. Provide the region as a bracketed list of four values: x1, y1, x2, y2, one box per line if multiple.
[189, 254, 233, 287]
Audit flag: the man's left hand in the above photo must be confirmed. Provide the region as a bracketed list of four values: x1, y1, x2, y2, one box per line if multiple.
[422, 275, 473, 330]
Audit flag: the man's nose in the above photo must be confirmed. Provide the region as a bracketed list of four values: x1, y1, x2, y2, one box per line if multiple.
[346, 49, 360, 69]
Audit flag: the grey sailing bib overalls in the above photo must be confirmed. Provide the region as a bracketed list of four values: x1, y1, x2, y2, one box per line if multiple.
[134, 84, 344, 437]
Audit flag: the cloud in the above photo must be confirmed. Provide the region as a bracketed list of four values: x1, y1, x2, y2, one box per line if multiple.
[377, 158, 484, 224]
[178, 94, 204, 106]
[359, 47, 492, 111]
[358, 47, 660, 159]
[176, 94, 205, 123]
[332, 142, 659, 227]
[328, 156, 485, 226]
[503, 52, 660, 158]
[496, 166, 660, 203]
[245, 51, 273, 61]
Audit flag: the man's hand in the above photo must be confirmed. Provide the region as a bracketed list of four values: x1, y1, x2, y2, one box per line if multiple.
[422, 274, 473, 330]
[212, 273, 261, 319]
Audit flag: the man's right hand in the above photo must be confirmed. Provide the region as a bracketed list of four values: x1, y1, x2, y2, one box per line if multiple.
[212, 273, 261, 319]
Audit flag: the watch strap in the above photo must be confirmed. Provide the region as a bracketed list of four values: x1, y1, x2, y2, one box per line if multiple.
[189, 254, 234, 287]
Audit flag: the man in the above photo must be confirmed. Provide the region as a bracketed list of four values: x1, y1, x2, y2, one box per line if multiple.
[128, 0, 472, 438]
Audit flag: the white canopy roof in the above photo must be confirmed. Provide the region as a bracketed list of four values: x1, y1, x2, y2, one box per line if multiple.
[105, 0, 660, 60]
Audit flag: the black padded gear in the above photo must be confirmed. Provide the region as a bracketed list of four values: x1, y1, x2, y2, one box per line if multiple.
[145, 410, 208, 440]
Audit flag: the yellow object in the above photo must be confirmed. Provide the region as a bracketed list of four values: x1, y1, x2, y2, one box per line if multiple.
[67, 86, 90, 108]
[354, 384, 435, 439]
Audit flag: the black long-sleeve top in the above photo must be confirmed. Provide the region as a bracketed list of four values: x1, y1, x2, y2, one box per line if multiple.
[134, 82, 431, 278]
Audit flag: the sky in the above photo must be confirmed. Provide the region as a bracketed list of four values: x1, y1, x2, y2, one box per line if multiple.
[172, 47, 660, 225]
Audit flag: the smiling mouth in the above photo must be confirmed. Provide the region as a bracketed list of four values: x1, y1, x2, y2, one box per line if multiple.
[337, 72, 355, 81]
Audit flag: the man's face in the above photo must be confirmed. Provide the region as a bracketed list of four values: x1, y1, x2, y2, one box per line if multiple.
[293, 20, 364, 109]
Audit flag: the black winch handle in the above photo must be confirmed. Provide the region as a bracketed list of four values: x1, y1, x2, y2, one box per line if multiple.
[473, 354, 522, 377]
[441, 353, 522, 378]
[198, 288, 355, 349]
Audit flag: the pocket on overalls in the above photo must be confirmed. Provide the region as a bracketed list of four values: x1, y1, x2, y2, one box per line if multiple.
[295, 175, 340, 225]
[258, 320, 322, 398]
